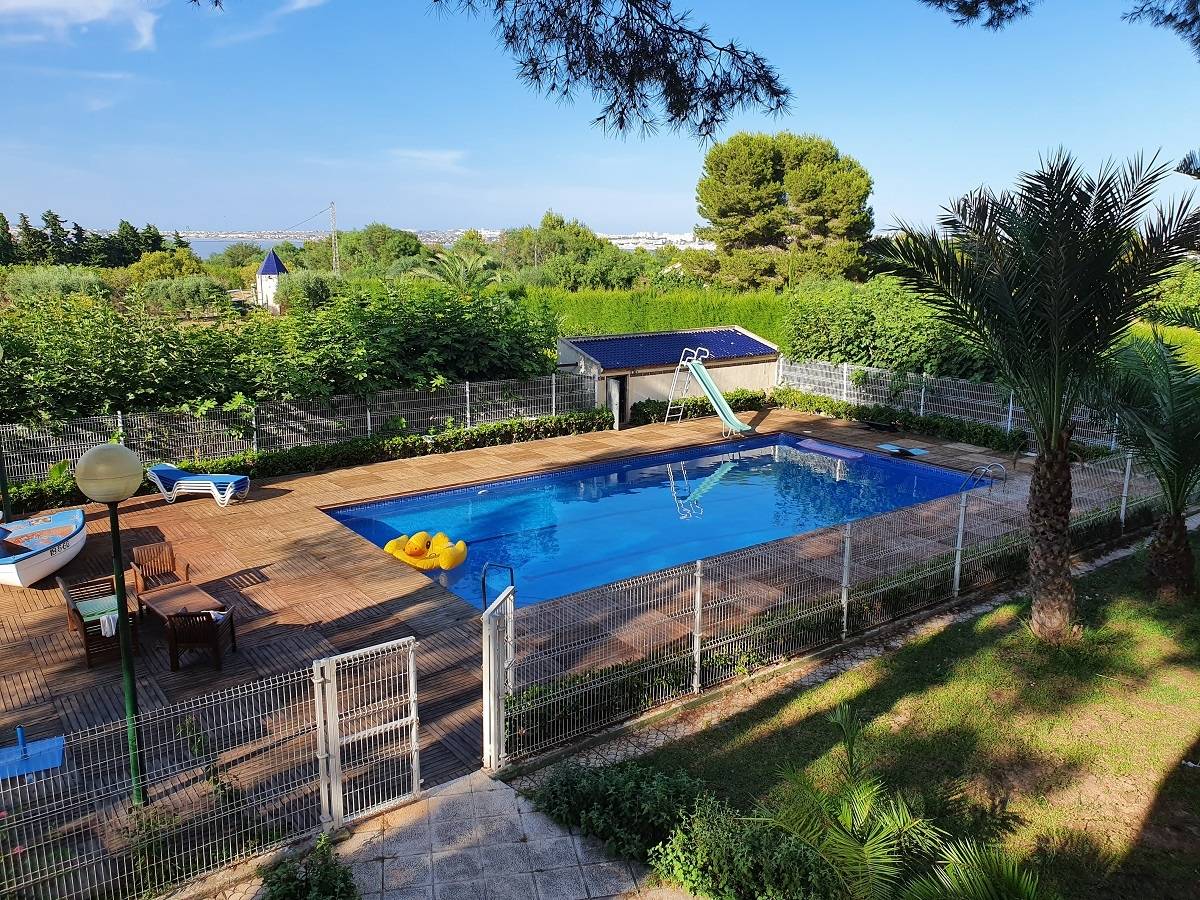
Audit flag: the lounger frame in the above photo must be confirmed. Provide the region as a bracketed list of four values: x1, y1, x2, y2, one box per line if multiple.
[147, 466, 249, 508]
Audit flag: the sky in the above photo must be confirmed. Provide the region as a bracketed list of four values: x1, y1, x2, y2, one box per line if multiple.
[1, 0, 1197, 234]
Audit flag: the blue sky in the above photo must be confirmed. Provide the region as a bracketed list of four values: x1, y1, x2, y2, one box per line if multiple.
[1, 0, 1197, 233]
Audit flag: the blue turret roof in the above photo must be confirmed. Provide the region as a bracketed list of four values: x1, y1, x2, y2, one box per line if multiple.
[258, 249, 288, 276]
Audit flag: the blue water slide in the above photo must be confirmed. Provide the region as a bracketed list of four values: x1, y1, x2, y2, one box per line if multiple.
[686, 360, 753, 436]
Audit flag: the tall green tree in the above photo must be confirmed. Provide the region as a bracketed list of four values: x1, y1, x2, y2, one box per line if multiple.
[0, 213, 16, 265]
[15, 214, 49, 264]
[68, 222, 88, 263]
[171, 230, 191, 250]
[140, 224, 165, 254]
[696, 132, 873, 255]
[876, 152, 1200, 643]
[695, 132, 784, 251]
[111, 220, 144, 266]
[1106, 336, 1200, 599]
[41, 210, 70, 264]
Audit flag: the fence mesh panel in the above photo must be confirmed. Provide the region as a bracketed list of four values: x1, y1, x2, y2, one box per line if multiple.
[0, 417, 120, 483]
[1, 374, 598, 483]
[0, 668, 319, 900]
[777, 359, 1118, 446]
[501, 455, 1165, 763]
[507, 565, 696, 759]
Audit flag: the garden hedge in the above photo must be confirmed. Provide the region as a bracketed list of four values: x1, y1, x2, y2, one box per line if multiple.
[8, 408, 614, 516]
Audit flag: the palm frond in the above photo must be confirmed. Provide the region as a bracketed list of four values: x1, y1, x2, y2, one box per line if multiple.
[876, 150, 1200, 445]
[1106, 335, 1200, 514]
[899, 839, 1054, 900]
[1180, 149, 1200, 179]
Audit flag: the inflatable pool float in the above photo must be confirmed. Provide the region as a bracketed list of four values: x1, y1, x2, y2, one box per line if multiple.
[385, 531, 468, 571]
[0, 509, 87, 588]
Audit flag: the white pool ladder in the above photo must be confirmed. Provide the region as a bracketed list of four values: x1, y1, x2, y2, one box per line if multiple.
[665, 347, 710, 424]
[960, 463, 1007, 492]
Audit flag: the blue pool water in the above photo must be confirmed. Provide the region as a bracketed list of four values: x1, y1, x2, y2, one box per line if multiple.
[327, 435, 970, 607]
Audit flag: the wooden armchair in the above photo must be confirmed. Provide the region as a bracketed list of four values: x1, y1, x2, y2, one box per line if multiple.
[56, 575, 140, 669]
[166, 610, 236, 671]
[131, 542, 190, 604]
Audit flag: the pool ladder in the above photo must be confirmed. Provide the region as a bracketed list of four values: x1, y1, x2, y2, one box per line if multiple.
[665, 347, 711, 424]
[960, 463, 1007, 492]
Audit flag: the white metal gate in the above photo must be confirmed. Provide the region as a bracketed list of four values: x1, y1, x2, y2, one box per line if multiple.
[482, 586, 515, 770]
[313, 637, 421, 828]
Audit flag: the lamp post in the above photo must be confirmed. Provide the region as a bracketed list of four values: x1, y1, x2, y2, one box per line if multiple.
[74, 444, 146, 806]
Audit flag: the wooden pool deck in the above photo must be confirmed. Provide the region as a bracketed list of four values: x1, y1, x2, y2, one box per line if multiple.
[0, 411, 1015, 785]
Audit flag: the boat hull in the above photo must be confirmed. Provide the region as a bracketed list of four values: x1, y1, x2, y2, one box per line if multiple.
[0, 511, 88, 588]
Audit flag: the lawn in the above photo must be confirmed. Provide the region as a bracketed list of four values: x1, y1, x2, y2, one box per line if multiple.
[637, 543, 1200, 899]
[1130, 321, 1200, 366]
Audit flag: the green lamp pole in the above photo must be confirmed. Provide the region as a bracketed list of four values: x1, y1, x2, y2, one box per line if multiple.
[75, 444, 146, 806]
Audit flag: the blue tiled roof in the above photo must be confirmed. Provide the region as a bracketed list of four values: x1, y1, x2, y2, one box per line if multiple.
[567, 329, 776, 371]
[257, 249, 288, 276]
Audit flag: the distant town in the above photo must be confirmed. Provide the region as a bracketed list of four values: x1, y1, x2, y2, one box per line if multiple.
[173, 228, 714, 252]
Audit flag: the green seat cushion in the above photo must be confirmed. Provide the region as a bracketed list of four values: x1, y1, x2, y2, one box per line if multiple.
[74, 596, 119, 623]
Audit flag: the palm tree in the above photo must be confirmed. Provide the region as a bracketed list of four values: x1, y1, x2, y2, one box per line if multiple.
[1106, 336, 1200, 599]
[1179, 149, 1200, 179]
[875, 152, 1200, 643]
[761, 705, 1050, 900]
[412, 250, 500, 301]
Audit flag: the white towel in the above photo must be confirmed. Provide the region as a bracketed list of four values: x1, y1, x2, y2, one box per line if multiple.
[99, 612, 119, 638]
[208, 610, 227, 623]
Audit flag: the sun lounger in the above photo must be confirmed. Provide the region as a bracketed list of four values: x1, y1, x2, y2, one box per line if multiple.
[147, 464, 249, 508]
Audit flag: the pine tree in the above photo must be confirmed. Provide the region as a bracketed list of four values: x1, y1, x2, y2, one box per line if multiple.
[68, 223, 88, 263]
[15, 213, 49, 264]
[0, 213, 16, 265]
[42, 210, 70, 265]
[171, 230, 191, 250]
[112, 220, 143, 266]
[140, 224, 164, 254]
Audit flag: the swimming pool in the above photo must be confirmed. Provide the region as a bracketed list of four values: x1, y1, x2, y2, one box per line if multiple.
[327, 434, 972, 607]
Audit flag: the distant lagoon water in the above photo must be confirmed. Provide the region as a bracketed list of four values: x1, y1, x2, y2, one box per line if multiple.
[189, 239, 286, 260]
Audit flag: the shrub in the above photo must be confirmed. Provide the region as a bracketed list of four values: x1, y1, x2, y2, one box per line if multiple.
[628, 389, 769, 426]
[2, 265, 110, 303]
[138, 275, 233, 318]
[784, 276, 994, 379]
[9, 409, 614, 516]
[531, 762, 701, 861]
[261, 834, 358, 900]
[275, 270, 342, 312]
[650, 795, 835, 900]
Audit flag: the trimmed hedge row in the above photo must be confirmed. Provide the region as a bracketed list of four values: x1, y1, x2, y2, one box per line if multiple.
[628, 385, 1028, 454]
[9, 409, 614, 516]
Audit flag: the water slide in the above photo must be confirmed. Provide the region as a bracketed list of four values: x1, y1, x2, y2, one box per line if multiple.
[686, 360, 753, 436]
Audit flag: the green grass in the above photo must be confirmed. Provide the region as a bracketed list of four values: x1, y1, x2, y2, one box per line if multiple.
[523, 286, 789, 345]
[636, 543, 1200, 900]
[1129, 321, 1200, 366]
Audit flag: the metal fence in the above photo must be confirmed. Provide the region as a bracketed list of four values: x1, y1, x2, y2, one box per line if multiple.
[484, 452, 1162, 766]
[0, 373, 598, 484]
[777, 359, 1119, 448]
[0, 639, 419, 900]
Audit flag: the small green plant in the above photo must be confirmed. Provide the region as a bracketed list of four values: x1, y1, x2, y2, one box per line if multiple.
[531, 762, 701, 861]
[651, 794, 836, 900]
[261, 834, 359, 900]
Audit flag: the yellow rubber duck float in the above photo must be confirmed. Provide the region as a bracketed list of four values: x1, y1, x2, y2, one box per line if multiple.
[384, 531, 468, 571]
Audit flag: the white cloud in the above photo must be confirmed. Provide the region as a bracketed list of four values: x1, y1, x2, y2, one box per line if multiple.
[211, 0, 327, 46]
[84, 95, 116, 111]
[389, 148, 469, 174]
[0, 0, 162, 48]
